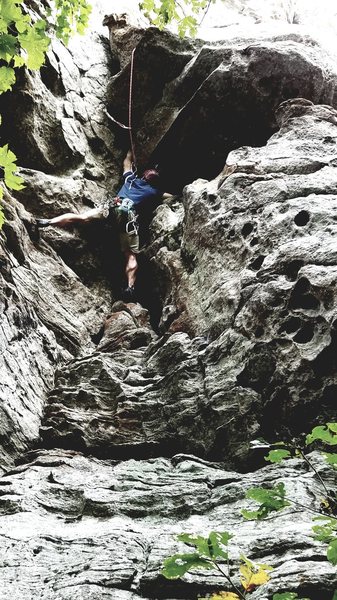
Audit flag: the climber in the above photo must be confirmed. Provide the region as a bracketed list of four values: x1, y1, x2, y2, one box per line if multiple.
[34, 150, 174, 301]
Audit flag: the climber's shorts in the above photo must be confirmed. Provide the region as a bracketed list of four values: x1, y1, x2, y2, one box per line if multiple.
[111, 204, 140, 254]
[100, 197, 140, 253]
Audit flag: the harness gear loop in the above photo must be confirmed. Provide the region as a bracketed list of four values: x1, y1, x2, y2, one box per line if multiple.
[125, 214, 139, 236]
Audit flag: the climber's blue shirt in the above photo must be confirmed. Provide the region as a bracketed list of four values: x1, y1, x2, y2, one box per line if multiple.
[118, 171, 162, 210]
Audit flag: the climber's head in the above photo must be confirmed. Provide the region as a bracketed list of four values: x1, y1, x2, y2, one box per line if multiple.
[142, 169, 160, 188]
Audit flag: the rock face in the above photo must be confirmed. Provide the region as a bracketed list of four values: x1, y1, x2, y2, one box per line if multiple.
[0, 449, 335, 600]
[0, 8, 337, 599]
[105, 21, 337, 190]
[148, 99, 337, 447]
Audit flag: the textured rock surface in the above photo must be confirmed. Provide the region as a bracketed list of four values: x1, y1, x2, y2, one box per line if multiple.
[0, 7, 337, 599]
[0, 190, 109, 471]
[105, 21, 337, 189]
[149, 100, 337, 443]
[0, 449, 335, 600]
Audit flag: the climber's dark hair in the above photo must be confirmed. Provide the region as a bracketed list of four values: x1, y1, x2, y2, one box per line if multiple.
[142, 169, 160, 187]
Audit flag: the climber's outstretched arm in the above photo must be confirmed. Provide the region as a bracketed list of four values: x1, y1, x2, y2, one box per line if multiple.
[123, 150, 133, 173]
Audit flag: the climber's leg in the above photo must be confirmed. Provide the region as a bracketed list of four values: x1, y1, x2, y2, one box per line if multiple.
[36, 207, 105, 228]
[125, 250, 138, 289]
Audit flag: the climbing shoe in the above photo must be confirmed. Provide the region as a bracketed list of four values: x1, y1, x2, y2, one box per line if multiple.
[36, 218, 51, 228]
[122, 285, 136, 302]
[28, 221, 40, 242]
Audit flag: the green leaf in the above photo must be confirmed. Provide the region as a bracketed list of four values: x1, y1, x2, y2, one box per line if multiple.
[139, 0, 155, 12]
[15, 14, 31, 34]
[18, 20, 50, 70]
[0, 33, 18, 61]
[242, 483, 290, 520]
[177, 531, 232, 561]
[0, 0, 24, 31]
[306, 424, 337, 446]
[0, 66, 15, 93]
[265, 449, 291, 463]
[177, 533, 212, 557]
[208, 531, 232, 559]
[332, 591, 337, 600]
[325, 453, 337, 466]
[162, 552, 214, 579]
[327, 539, 337, 565]
[240, 554, 271, 570]
[3, 169, 25, 190]
[241, 508, 262, 520]
[273, 594, 309, 600]
[312, 517, 337, 543]
[0, 144, 25, 191]
[53, 0, 92, 44]
[13, 55, 25, 68]
[178, 15, 198, 37]
[138, 0, 210, 37]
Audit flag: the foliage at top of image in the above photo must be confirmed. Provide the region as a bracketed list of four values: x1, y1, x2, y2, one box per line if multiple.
[139, 0, 216, 37]
[0, 0, 91, 223]
[0, 0, 91, 95]
[49, 0, 91, 44]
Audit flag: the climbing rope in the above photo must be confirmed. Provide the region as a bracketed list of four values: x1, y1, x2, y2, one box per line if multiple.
[128, 48, 137, 167]
[104, 47, 138, 168]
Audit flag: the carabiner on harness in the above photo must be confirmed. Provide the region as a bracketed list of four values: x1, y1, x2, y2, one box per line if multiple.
[126, 215, 139, 236]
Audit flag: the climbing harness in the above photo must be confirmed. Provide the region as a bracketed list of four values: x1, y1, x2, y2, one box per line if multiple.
[105, 47, 138, 168]
[106, 196, 139, 236]
[118, 198, 139, 236]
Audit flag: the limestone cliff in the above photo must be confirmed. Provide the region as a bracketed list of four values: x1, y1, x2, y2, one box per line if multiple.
[0, 6, 336, 599]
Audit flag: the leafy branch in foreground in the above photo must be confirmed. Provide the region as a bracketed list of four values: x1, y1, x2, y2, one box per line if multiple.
[0, 0, 91, 220]
[162, 424, 337, 599]
[242, 423, 337, 567]
[161, 531, 316, 599]
[138, 0, 216, 37]
[162, 531, 273, 599]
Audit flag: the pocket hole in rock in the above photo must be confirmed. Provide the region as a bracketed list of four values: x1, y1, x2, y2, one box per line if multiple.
[242, 222, 254, 237]
[294, 210, 310, 226]
[250, 255, 265, 271]
[285, 259, 304, 281]
[290, 277, 319, 310]
[279, 316, 302, 334]
[293, 323, 314, 343]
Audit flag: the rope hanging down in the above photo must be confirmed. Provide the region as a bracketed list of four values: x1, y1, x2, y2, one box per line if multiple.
[104, 47, 137, 167]
[128, 48, 136, 166]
